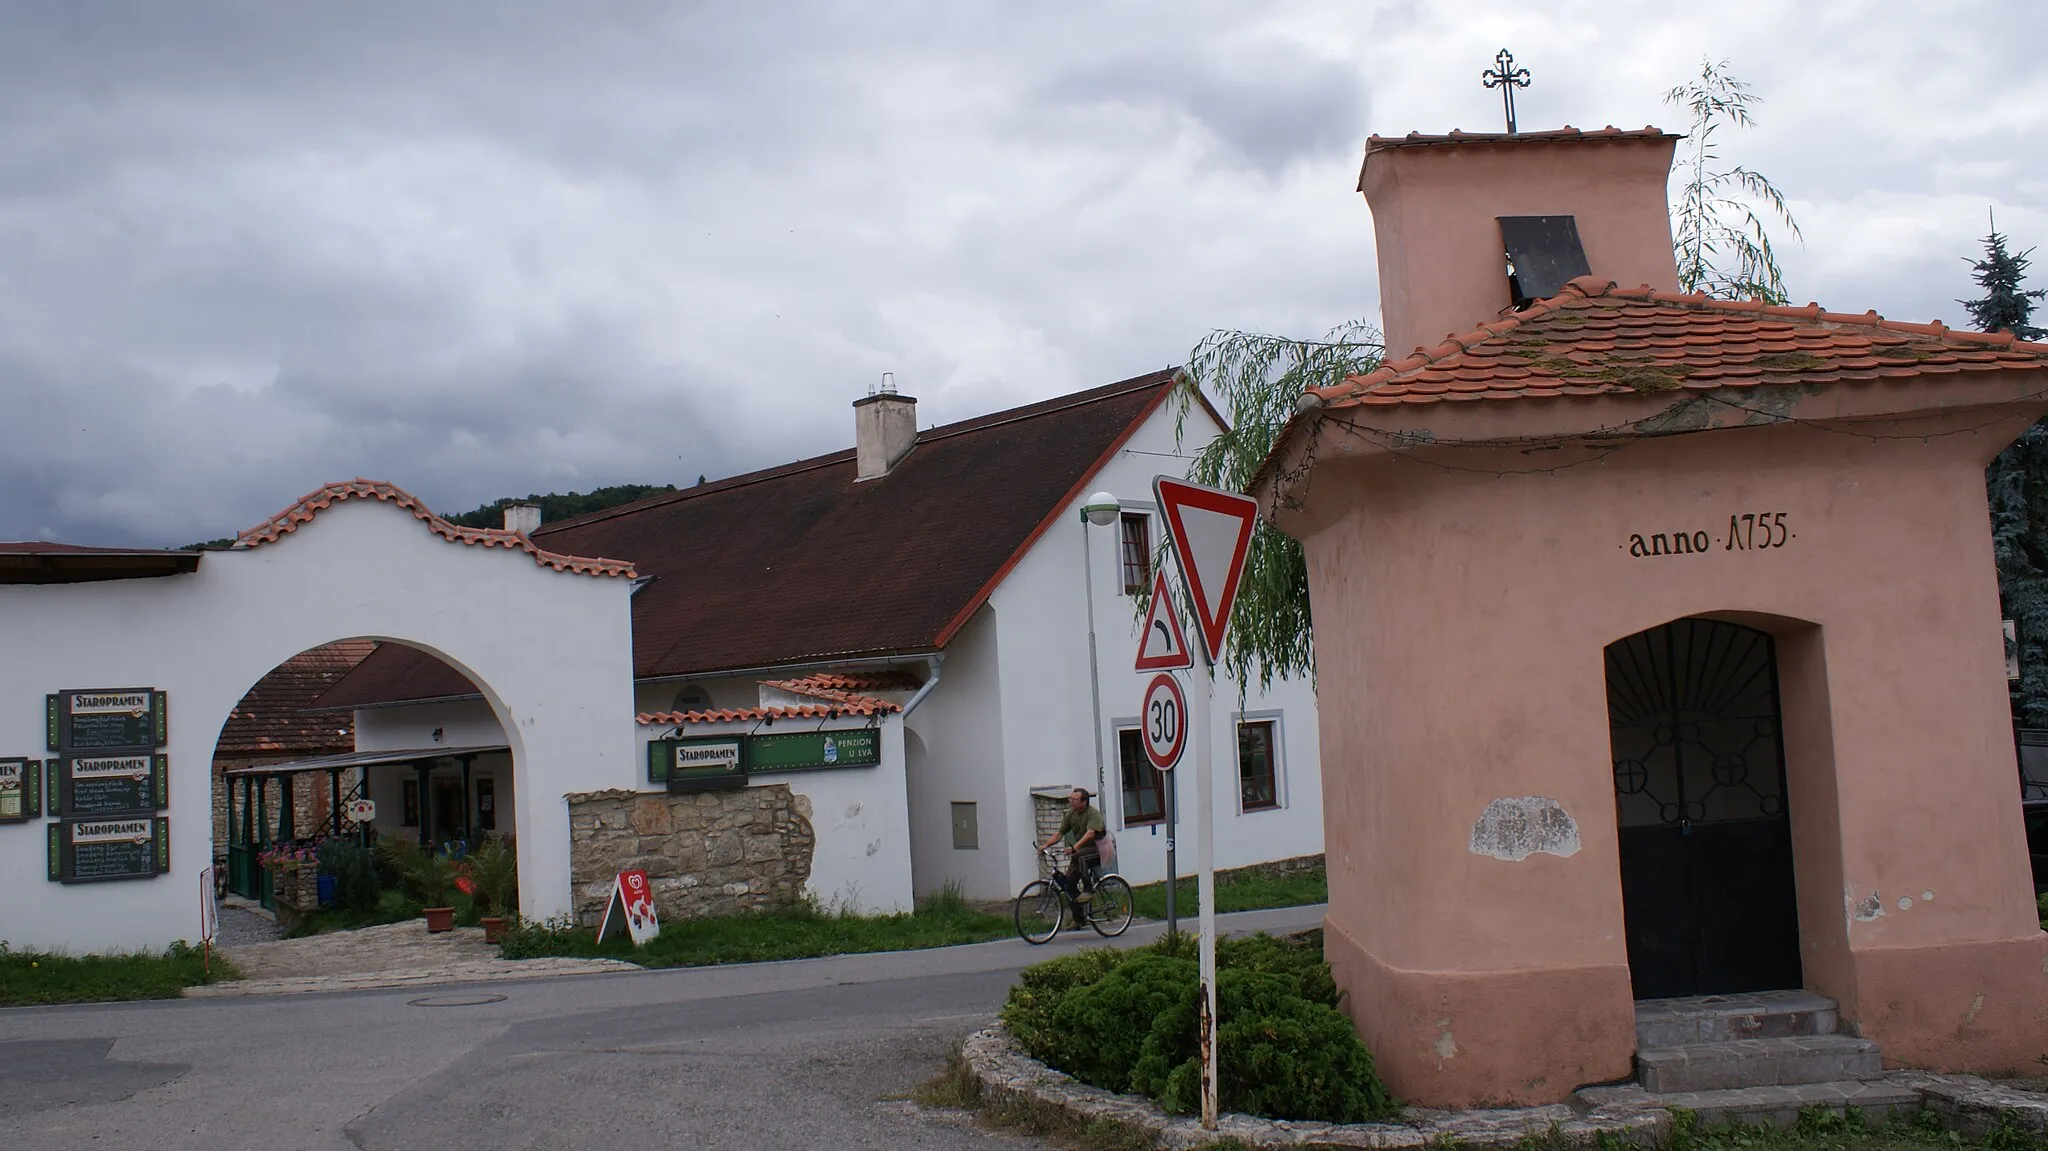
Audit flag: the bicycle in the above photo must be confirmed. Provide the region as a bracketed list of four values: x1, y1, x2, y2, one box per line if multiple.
[1014, 847, 1134, 944]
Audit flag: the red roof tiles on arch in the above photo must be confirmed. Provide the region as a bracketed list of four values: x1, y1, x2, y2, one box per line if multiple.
[237, 478, 637, 578]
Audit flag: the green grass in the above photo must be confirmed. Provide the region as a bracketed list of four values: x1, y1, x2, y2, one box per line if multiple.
[1660, 1103, 2044, 1151]
[499, 886, 1013, 967]
[1128, 865, 1326, 920]
[0, 942, 243, 1006]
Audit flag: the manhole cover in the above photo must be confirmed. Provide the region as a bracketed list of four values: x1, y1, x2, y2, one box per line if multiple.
[406, 993, 508, 1008]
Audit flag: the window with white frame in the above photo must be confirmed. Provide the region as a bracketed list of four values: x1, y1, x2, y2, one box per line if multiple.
[1237, 718, 1281, 812]
[1118, 727, 1166, 825]
[1119, 513, 1151, 595]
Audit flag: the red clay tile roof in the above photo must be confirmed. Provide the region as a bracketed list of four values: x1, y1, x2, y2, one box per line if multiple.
[1309, 276, 2048, 409]
[636, 699, 900, 726]
[1358, 126, 1679, 189]
[214, 640, 377, 757]
[315, 371, 1184, 709]
[763, 670, 925, 701]
[237, 478, 638, 578]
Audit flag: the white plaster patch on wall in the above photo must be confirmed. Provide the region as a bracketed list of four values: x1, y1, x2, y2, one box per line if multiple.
[1897, 896, 1913, 911]
[1468, 796, 1581, 861]
[1433, 1016, 1457, 1063]
[1848, 888, 1886, 924]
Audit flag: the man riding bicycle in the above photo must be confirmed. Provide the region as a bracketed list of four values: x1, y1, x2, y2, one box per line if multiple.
[1039, 788, 1105, 901]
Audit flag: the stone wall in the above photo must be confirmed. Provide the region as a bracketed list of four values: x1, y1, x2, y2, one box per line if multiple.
[565, 786, 815, 925]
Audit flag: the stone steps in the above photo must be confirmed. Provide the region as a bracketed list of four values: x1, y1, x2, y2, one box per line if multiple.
[1634, 990, 1839, 1048]
[1622, 990, 1912, 1125]
[1637, 1035, 1882, 1093]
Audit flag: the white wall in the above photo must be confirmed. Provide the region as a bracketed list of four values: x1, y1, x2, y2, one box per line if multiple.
[902, 607, 1012, 900]
[632, 713, 914, 915]
[984, 402, 1325, 893]
[0, 496, 636, 952]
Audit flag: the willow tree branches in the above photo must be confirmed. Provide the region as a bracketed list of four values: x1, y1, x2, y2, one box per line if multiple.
[1158, 320, 1383, 692]
[1667, 59, 1802, 305]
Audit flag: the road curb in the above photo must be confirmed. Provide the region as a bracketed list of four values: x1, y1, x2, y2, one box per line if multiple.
[959, 1025, 2048, 1149]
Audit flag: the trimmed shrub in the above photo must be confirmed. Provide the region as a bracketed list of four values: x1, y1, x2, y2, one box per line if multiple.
[1047, 953, 1197, 1093]
[1000, 946, 1131, 1060]
[1138, 968, 1396, 1123]
[1001, 932, 1398, 1125]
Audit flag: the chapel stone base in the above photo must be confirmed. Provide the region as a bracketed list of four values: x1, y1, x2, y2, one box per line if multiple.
[1844, 933, 2048, 1076]
[1324, 918, 1636, 1108]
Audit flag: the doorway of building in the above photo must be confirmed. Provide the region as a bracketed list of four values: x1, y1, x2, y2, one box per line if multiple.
[1607, 618, 1802, 1000]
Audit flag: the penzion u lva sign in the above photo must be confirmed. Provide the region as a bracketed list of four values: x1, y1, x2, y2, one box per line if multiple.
[1623, 511, 1796, 559]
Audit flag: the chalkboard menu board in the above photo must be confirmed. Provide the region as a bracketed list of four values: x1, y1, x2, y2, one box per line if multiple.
[46, 688, 167, 754]
[49, 755, 167, 818]
[0, 757, 41, 823]
[48, 817, 169, 883]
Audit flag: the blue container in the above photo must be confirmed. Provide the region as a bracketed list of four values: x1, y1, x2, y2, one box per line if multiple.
[316, 874, 338, 907]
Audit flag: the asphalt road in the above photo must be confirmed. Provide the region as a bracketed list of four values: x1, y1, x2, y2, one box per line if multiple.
[0, 905, 1325, 1151]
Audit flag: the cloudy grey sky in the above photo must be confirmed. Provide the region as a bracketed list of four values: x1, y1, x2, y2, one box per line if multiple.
[3, 1, 2042, 546]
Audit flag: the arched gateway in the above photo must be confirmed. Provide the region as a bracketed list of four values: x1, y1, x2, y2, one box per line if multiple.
[0, 481, 638, 953]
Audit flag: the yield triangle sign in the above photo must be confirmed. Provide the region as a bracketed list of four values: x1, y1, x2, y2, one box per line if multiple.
[1134, 569, 1193, 671]
[1153, 476, 1258, 665]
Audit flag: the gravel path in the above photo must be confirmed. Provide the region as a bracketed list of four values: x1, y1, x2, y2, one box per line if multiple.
[210, 900, 283, 948]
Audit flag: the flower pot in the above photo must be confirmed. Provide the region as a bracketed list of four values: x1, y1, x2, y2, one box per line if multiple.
[423, 906, 456, 933]
[480, 916, 507, 944]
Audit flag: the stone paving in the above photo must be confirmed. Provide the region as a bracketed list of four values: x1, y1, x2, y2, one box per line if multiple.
[188, 918, 636, 997]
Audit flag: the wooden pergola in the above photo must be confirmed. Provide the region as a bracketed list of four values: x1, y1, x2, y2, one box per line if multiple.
[222, 743, 507, 905]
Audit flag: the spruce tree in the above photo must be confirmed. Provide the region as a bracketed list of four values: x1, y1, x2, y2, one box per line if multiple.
[1967, 215, 2048, 724]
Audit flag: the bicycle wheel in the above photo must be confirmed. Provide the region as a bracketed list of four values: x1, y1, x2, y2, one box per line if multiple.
[1014, 880, 1064, 944]
[1087, 875, 1134, 938]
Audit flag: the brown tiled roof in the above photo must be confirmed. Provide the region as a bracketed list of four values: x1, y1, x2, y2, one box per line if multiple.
[1357, 126, 1679, 189]
[315, 371, 1183, 709]
[237, 478, 638, 578]
[763, 670, 925, 700]
[214, 640, 377, 757]
[1310, 276, 2048, 409]
[636, 696, 902, 726]
[0, 541, 191, 555]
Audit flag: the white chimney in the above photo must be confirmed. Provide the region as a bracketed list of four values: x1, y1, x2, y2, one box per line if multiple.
[854, 375, 917, 481]
[503, 502, 541, 535]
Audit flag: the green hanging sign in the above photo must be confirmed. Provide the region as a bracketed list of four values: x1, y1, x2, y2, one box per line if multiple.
[746, 729, 881, 773]
[48, 755, 169, 818]
[648, 737, 746, 792]
[47, 689, 168, 754]
[0, 758, 40, 823]
[48, 816, 170, 883]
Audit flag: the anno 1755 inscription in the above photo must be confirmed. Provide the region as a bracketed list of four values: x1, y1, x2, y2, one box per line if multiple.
[1623, 512, 1795, 559]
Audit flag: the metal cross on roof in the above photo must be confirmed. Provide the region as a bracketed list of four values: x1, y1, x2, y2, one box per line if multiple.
[1481, 48, 1532, 134]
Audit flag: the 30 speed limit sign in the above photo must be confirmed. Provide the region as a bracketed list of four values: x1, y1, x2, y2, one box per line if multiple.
[1141, 672, 1189, 771]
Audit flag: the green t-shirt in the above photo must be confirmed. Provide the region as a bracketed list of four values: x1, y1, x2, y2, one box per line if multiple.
[1058, 806, 1106, 848]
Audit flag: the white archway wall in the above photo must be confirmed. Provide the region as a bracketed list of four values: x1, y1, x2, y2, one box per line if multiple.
[0, 498, 636, 952]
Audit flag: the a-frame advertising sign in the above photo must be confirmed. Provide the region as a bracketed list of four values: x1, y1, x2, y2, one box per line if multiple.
[1133, 569, 1193, 672]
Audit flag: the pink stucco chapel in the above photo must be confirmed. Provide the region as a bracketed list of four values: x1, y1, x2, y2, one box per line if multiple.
[1255, 127, 2048, 1107]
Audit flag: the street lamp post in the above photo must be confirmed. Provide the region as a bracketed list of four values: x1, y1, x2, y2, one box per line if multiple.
[1080, 492, 1120, 817]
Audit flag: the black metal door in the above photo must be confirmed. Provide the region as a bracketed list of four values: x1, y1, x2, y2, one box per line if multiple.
[1607, 619, 1802, 1000]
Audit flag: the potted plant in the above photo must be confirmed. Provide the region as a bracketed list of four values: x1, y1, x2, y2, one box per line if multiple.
[379, 838, 459, 933]
[465, 836, 519, 944]
[258, 840, 322, 928]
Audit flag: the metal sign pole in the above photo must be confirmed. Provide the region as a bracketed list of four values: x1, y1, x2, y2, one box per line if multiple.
[1163, 763, 1176, 939]
[1195, 642, 1219, 1130]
